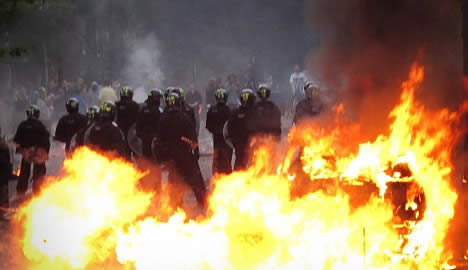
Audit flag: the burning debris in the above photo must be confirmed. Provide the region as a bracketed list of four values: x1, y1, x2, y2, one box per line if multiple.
[5, 63, 466, 269]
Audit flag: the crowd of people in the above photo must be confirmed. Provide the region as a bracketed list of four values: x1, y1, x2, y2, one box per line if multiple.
[0, 64, 325, 220]
[9, 78, 118, 130]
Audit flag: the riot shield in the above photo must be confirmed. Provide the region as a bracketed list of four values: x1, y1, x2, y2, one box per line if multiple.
[222, 121, 235, 150]
[127, 123, 143, 156]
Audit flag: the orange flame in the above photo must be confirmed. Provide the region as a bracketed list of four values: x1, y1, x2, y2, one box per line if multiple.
[14, 165, 21, 177]
[12, 63, 466, 269]
[14, 148, 152, 269]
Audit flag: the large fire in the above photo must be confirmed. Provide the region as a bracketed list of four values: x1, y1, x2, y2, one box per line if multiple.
[11, 63, 467, 269]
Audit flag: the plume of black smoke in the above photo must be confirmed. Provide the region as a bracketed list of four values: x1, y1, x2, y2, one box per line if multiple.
[305, 0, 464, 137]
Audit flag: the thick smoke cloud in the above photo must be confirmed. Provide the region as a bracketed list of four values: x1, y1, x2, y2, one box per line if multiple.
[121, 0, 315, 91]
[305, 0, 464, 139]
[122, 34, 165, 90]
[0, 0, 314, 133]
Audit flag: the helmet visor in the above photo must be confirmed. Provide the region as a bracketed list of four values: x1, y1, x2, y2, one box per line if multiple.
[101, 103, 113, 113]
[70, 100, 78, 108]
[166, 95, 177, 106]
[86, 110, 96, 119]
[121, 87, 131, 96]
[215, 91, 226, 100]
[27, 107, 36, 115]
[240, 92, 250, 102]
[259, 87, 268, 98]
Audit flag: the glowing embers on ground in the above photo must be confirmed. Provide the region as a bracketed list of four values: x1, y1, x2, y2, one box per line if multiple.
[13, 63, 466, 269]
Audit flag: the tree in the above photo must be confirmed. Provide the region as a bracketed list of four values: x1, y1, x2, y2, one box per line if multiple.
[1, 0, 77, 86]
[0, 0, 39, 60]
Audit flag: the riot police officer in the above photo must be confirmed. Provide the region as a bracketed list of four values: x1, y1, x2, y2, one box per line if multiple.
[252, 84, 282, 138]
[225, 89, 256, 170]
[166, 87, 199, 158]
[13, 105, 50, 196]
[163, 86, 176, 108]
[293, 83, 325, 125]
[136, 89, 162, 160]
[84, 101, 129, 159]
[54, 97, 87, 154]
[157, 92, 206, 210]
[206, 89, 232, 175]
[170, 87, 197, 128]
[115, 86, 140, 141]
[72, 105, 100, 149]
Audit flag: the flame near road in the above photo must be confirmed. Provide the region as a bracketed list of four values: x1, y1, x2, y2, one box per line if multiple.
[13, 63, 467, 269]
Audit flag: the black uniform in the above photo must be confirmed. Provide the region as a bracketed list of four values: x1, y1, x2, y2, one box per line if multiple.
[252, 100, 282, 138]
[73, 119, 95, 150]
[84, 119, 129, 159]
[293, 99, 324, 124]
[0, 140, 12, 216]
[55, 112, 87, 153]
[13, 118, 50, 195]
[115, 99, 140, 140]
[136, 100, 161, 159]
[227, 105, 255, 170]
[206, 103, 232, 174]
[158, 108, 206, 208]
[162, 102, 198, 154]
[181, 102, 197, 128]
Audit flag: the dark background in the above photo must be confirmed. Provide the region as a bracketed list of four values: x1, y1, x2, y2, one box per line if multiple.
[0, 0, 318, 90]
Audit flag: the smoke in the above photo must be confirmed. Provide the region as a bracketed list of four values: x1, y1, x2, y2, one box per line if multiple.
[122, 34, 165, 90]
[305, 0, 464, 139]
[1, 0, 315, 109]
[119, 0, 313, 92]
[305, 0, 467, 258]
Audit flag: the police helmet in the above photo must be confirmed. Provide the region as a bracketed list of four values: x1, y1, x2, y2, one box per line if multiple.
[120, 86, 134, 100]
[165, 92, 180, 108]
[148, 88, 163, 104]
[257, 84, 271, 100]
[100, 101, 116, 121]
[239, 89, 256, 107]
[66, 97, 80, 114]
[215, 88, 228, 103]
[26, 104, 40, 119]
[171, 87, 185, 100]
[86, 105, 100, 121]
[165, 86, 176, 97]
